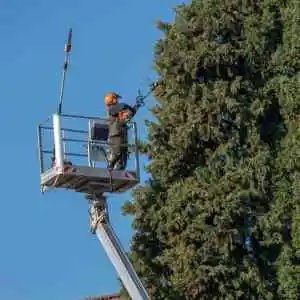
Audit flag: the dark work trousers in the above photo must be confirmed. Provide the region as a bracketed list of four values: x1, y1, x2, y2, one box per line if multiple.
[107, 135, 128, 170]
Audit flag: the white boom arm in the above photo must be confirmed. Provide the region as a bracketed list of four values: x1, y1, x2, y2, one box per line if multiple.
[96, 219, 150, 300]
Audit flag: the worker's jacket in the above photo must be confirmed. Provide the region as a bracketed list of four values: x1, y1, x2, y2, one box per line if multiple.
[107, 103, 137, 140]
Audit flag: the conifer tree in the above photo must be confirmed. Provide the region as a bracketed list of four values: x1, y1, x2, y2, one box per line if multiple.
[260, 1, 300, 298]
[121, 1, 299, 299]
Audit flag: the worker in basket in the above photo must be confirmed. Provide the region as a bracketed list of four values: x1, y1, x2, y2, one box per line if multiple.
[104, 92, 138, 170]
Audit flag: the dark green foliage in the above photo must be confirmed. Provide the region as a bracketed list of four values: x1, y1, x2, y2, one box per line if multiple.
[120, 1, 300, 299]
[259, 1, 300, 298]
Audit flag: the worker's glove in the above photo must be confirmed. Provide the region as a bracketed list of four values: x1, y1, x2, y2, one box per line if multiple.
[136, 96, 145, 107]
[135, 89, 145, 107]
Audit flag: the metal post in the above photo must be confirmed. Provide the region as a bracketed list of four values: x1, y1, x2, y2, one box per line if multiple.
[132, 122, 140, 181]
[62, 129, 66, 160]
[37, 125, 44, 174]
[87, 119, 93, 167]
[53, 113, 64, 172]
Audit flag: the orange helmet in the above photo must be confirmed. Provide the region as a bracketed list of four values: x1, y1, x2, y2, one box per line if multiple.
[104, 92, 121, 106]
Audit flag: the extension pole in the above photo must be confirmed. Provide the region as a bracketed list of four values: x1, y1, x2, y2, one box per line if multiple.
[58, 28, 72, 114]
[52, 28, 72, 164]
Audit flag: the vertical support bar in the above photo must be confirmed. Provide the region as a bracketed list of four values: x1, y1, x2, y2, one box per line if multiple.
[62, 129, 66, 160]
[88, 120, 92, 167]
[37, 125, 44, 174]
[87, 119, 96, 168]
[132, 121, 140, 181]
[53, 113, 64, 172]
[96, 220, 150, 300]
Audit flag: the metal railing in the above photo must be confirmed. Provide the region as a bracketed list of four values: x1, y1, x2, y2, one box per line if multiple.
[37, 113, 140, 178]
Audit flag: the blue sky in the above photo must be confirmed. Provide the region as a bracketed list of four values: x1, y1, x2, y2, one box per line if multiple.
[0, 0, 188, 299]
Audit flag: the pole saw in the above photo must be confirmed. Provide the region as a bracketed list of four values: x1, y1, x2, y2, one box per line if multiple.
[52, 28, 73, 167]
[134, 81, 159, 111]
[58, 28, 72, 115]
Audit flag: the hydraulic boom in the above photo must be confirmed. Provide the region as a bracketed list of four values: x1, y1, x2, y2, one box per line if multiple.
[88, 194, 150, 300]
